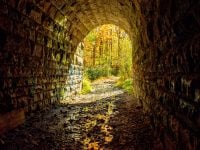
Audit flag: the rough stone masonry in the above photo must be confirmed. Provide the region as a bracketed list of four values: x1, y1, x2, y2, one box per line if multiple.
[0, 0, 199, 149]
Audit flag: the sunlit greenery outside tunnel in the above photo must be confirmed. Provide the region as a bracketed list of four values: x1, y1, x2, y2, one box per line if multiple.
[78, 24, 133, 94]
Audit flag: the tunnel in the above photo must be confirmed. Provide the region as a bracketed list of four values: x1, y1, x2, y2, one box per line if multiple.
[0, 0, 200, 149]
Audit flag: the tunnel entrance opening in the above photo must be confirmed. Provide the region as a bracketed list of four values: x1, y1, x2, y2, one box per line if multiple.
[82, 24, 133, 83]
[60, 24, 134, 105]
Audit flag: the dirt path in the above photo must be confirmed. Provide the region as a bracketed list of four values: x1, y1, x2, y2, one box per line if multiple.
[0, 78, 153, 150]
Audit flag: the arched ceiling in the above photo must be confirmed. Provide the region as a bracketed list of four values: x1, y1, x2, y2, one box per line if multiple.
[39, 0, 138, 49]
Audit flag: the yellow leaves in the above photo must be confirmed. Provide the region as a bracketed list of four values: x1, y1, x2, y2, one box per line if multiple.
[105, 135, 113, 143]
[101, 125, 112, 134]
[79, 100, 116, 149]
[82, 137, 91, 145]
[107, 102, 114, 115]
[96, 114, 108, 121]
[85, 136, 112, 150]
[82, 138, 100, 150]
[87, 142, 100, 150]
[101, 125, 113, 144]
[83, 107, 89, 112]
[81, 111, 114, 149]
[84, 119, 97, 131]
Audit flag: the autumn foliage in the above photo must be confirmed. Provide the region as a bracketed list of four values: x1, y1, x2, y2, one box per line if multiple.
[83, 24, 132, 81]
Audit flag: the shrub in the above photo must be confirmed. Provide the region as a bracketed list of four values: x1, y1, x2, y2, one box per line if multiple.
[122, 78, 133, 94]
[86, 66, 111, 80]
[116, 78, 133, 94]
[111, 66, 119, 76]
[81, 78, 92, 94]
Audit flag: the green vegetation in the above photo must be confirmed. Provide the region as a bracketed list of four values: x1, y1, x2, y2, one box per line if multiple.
[86, 65, 113, 81]
[83, 24, 132, 79]
[86, 65, 120, 81]
[80, 24, 133, 93]
[81, 77, 92, 94]
[116, 78, 133, 94]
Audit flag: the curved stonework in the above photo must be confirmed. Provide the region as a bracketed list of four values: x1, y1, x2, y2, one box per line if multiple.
[0, 0, 199, 148]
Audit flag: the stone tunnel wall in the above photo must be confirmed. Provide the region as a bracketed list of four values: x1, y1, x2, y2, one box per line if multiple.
[133, 0, 200, 148]
[0, 0, 84, 133]
[67, 43, 83, 96]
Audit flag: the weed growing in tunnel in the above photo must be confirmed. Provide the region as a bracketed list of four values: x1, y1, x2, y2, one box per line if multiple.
[81, 77, 92, 94]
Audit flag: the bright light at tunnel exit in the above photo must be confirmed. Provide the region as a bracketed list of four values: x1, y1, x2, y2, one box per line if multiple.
[75, 24, 134, 97]
[60, 24, 134, 105]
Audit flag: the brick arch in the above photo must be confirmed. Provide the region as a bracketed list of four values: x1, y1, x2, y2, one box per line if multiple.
[17, 0, 140, 60]
[42, 0, 138, 52]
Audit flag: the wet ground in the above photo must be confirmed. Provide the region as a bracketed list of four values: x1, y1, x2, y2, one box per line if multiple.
[0, 78, 153, 150]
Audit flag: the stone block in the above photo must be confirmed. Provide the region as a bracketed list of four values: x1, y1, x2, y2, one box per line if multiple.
[48, 5, 57, 19]
[33, 44, 43, 57]
[0, 109, 25, 135]
[30, 9, 42, 24]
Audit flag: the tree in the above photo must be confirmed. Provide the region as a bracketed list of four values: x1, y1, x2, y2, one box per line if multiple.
[81, 24, 132, 80]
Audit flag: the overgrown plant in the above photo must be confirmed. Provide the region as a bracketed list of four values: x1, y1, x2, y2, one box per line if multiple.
[116, 78, 133, 94]
[81, 77, 92, 94]
[86, 65, 113, 80]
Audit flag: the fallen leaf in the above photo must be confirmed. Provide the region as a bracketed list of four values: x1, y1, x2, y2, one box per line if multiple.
[88, 142, 99, 150]
[105, 135, 113, 143]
